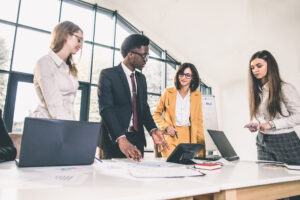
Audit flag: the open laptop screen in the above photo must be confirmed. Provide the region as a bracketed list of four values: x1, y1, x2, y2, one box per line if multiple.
[207, 129, 239, 161]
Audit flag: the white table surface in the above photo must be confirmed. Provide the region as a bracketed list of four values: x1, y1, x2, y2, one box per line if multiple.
[0, 160, 218, 200]
[199, 160, 300, 190]
[1, 159, 300, 200]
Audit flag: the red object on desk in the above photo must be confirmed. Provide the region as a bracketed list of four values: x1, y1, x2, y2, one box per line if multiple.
[194, 162, 222, 170]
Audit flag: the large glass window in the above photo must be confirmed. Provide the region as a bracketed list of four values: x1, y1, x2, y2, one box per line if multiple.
[61, 1, 94, 41]
[13, 27, 51, 73]
[74, 43, 92, 82]
[19, 0, 60, 31]
[12, 82, 38, 132]
[0, 0, 18, 22]
[92, 45, 113, 84]
[142, 59, 164, 94]
[0, 73, 9, 111]
[89, 86, 100, 122]
[166, 63, 177, 88]
[95, 11, 114, 47]
[0, 23, 15, 71]
[114, 49, 123, 66]
[115, 19, 138, 48]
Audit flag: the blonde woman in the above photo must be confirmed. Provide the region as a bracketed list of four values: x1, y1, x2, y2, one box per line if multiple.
[32, 21, 83, 120]
[153, 63, 205, 157]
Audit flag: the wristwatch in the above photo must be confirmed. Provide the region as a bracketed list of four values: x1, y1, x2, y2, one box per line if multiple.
[268, 121, 276, 129]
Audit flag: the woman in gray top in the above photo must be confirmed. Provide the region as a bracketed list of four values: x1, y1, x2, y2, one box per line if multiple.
[244, 50, 300, 165]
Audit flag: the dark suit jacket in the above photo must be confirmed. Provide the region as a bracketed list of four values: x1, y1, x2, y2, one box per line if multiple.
[0, 109, 17, 162]
[98, 64, 157, 154]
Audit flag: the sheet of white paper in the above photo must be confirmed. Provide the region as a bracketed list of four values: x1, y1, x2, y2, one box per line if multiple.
[129, 166, 205, 178]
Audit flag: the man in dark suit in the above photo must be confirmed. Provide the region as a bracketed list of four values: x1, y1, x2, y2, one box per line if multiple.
[98, 34, 172, 161]
[0, 109, 17, 162]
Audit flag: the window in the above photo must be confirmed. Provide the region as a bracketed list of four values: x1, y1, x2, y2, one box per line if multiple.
[166, 62, 177, 88]
[95, 10, 114, 47]
[19, 0, 60, 31]
[0, 0, 18, 22]
[60, 1, 94, 41]
[115, 17, 139, 48]
[12, 82, 37, 132]
[13, 27, 51, 73]
[0, 0, 211, 156]
[142, 59, 164, 94]
[92, 45, 113, 84]
[89, 86, 100, 122]
[0, 23, 16, 71]
[74, 42, 92, 82]
[0, 72, 9, 111]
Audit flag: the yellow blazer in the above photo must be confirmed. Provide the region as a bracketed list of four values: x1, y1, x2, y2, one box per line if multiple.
[153, 87, 205, 156]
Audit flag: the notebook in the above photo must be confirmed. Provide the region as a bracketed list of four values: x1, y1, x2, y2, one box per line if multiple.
[207, 129, 239, 161]
[16, 117, 100, 167]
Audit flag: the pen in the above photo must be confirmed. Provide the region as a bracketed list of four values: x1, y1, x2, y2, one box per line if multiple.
[246, 126, 257, 130]
[95, 157, 103, 163]
[175, 131, 178, 139]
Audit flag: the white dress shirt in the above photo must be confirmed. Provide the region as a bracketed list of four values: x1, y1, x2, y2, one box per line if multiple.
[121, 62, 137, 128]
[176, 90, 191, 126]
[32, 50, 79, 120]
[255, 82, 300, 134]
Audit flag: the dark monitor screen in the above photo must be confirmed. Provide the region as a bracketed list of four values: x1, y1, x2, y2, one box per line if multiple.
[207, 129, 239, 160]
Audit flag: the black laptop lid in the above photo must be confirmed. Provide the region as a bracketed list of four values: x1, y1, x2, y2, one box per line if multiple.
[167, 143, 204, 164]
[207, 129, 239, 161]
[17, 117, 100, 167]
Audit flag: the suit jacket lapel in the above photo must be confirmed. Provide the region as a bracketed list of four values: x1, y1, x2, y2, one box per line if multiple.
[116, 64, 132, 104]
[135, 72, 143, 106]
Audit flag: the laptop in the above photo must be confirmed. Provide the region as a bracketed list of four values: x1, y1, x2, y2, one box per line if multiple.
[207, 129, 239, 161]
[167, 143, 205, 165]
[16, 117, 100, 167]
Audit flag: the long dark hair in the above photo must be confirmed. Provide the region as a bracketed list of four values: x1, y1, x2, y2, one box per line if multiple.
[51, 21, 82, 77]
[174, 63, 200, 92]
[248, 50, 285, 120]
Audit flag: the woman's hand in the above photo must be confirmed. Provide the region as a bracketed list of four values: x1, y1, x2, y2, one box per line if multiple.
[259, 122, 272, 132]
[166, 126, 177, 137]
[244, 122, 259, 132]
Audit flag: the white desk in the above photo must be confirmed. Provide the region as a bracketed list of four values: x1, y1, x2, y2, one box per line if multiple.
[0, 161, 218, 200]
[1, 160, 300, 200]
[197, 161, 300, 200]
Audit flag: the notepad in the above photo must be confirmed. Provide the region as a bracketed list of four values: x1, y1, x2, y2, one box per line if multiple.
[194, 162, 222, 170]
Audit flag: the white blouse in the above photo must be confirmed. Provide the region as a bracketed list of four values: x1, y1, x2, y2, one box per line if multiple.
[32, 50, 79, 120]
[175, 90, 191, 126]
[255, 82, 300, 134]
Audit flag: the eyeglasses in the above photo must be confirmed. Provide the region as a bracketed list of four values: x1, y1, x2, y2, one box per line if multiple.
[72, 34, 84, 45]
[179, 73, 192, 79]
[130, 51, 149, 60]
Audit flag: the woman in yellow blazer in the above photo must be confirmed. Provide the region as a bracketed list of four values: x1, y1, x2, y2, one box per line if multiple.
[153, 63, 205, 157]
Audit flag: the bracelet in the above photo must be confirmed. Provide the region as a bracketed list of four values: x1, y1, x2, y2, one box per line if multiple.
[268, 121, 276, 129]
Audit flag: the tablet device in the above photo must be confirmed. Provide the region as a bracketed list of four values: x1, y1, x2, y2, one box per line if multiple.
[166, 143, 204, 165]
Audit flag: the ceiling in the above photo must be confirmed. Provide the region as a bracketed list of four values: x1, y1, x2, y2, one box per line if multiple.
[85, 0, 300, 88]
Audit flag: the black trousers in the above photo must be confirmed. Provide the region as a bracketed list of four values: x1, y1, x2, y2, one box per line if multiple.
[102, 130, 144, 159]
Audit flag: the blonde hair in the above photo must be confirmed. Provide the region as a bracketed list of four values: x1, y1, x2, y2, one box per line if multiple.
[51, 21, 82, 77]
